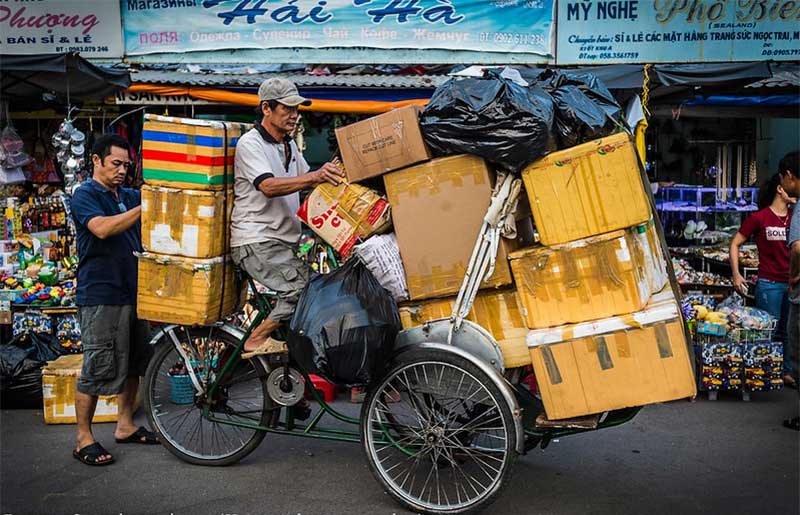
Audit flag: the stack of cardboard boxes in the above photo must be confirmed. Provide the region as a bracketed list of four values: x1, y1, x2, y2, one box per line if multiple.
[514, 134, 696, 419]
[136, 114, 246, 325]
[331, 108, 696, 419]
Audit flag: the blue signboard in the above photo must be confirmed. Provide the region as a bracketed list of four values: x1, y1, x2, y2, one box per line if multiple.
[557, 0, 800, 64]
[123, 0, 555, 58]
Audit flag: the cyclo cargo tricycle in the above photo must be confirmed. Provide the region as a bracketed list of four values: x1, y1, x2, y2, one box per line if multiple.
[141, 178, 652, 515]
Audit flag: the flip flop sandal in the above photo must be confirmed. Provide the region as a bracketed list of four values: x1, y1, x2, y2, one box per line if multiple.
[115, 426, 160, 445]
[73, 442, 115, 466]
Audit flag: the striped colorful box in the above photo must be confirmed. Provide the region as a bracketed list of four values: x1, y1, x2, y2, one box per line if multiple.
[142, 114, 250, 190]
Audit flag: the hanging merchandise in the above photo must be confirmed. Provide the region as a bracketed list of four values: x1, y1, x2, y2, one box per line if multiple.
[1, 126, 31, 185]
[51, 116, 86, 191]
[289, 259, 400, 386]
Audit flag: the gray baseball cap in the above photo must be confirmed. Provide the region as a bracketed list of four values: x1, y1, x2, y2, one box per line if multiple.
[258, 78, 311, 107]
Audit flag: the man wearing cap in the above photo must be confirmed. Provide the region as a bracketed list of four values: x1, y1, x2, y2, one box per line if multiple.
[231, 78, 344, 357]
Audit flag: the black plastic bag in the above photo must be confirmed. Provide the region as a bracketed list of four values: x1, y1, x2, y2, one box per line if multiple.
[289, 258, 400, 386]
[420, 72, 555, 174]
[532, 69, 621, 148]
[0, 336, 46, 409]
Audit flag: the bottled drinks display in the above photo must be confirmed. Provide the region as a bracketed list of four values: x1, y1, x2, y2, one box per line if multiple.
[3, 196, 75, 258]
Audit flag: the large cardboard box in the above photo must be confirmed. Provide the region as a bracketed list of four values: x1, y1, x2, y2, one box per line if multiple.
[510, 223, 663, 330]
[142, 114, 249, 190]
[399, 289, 531, 368]
[42, 354, 129, 424]
[137, 252, 243, 325]
[384, 155, 533, 301]
[297, 182, 392, 258]
[522, 132, 650, 246]
[141, 185, 232, 259]
[336, 105, 432, 182]
[527, 289, 696, 419]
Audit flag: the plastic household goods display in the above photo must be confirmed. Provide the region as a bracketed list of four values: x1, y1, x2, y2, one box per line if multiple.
[353, 233, 408, 302]
[136, 252, 243, 326]
[142, 114, 249, 190]
[335, 105, 431, 182]
[141, 185, 231, 259]
[41, 354, 127, 424]
[510, 227, 657, 330]
[522, 132, 650, 246]
[297, 181, 391, 258]
[289, 259, 400, 386]
[420, 73, 555, 174]
[526, 289, 696, 420]
[384, 154, 533, 301]
[399, 288, 531, 368]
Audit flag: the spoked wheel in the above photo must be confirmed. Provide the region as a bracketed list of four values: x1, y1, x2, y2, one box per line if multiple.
[361, 349, 517, 514]
[143, 325, 277, 466]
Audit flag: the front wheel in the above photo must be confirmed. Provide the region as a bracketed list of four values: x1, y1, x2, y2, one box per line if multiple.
[143, 325, 275, 466]
[361, 348, 518, 514]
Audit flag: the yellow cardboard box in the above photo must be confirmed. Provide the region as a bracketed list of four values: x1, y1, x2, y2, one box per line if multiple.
[141, 185, 232, 259]
[399, 289, 531, 368]
[527, 289, 696, 420]
[137, 252, 243, 325]
[42, 354, 126, 424]
[522, 132, 650, 246]
[510, 224, 659, 330]
[142, 114, 249, 190]
[385, 155, 532, 301]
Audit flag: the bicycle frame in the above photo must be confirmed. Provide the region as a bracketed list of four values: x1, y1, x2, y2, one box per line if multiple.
[158, 277, 641, 453]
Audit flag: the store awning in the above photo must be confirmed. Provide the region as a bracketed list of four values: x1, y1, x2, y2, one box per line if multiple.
[0, 53, 131, 101]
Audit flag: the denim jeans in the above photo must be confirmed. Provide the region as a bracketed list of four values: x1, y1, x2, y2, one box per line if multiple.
[756, 279, 792, 376]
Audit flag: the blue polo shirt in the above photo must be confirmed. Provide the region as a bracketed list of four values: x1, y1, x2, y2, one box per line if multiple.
[70, 179, 142, 306]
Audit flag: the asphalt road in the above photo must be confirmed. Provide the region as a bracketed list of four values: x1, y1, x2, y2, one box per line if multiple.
[1, 389, 798, 515]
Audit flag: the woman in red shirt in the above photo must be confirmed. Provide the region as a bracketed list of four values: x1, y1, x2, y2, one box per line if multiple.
[730, 173, 795, 382]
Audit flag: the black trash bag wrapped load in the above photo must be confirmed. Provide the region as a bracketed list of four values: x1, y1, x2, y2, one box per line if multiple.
[289, 259, 400, 386]
[419, 72, 555, 174]
[0, 335, 51, 409]
[535, 69, 622, 148]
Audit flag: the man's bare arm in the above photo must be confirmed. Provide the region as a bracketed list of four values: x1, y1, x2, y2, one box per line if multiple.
[86, 206, 142, 240]
[790, 240, 800, 288]
[258, 162, 344, 198]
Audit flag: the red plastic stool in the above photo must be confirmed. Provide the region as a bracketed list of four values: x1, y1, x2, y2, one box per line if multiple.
[307, 374, 337, 403]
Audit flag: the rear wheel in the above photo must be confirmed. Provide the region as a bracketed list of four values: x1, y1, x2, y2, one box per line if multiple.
[143, 326, 275, 466]
[361, 349, 517, 514]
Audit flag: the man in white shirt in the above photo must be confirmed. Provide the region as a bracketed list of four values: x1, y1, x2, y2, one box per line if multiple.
[231, 78, 343, 358]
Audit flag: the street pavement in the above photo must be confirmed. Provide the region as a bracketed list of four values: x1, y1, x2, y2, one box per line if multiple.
[1, 389, 798, 515]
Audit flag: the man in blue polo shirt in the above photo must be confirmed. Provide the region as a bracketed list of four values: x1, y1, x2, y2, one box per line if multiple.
[70, 134, 158, 466]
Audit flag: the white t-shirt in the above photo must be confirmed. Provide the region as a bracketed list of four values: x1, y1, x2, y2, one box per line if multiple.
[230, 125, 310, 247]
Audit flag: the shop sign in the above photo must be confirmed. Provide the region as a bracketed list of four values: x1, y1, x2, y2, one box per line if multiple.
[122, 0, 555, 58]
[114, 91, 216, 105]
[0, 0, 123, 58]
[557, 0, 800, 65]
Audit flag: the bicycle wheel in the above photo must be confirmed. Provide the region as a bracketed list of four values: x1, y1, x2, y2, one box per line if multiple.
[143, 325, 274, 466]
[361, 348, 517, 515]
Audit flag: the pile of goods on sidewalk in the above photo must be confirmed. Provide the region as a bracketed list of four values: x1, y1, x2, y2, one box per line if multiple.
[139, 69, 698, 419]
[687, 292, 782, 399]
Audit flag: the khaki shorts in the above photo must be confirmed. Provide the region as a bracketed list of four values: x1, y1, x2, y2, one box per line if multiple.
[76, 305, 153, 397]
[232, 240, 309, 324]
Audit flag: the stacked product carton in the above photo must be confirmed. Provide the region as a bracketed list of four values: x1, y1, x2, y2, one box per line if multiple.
[137, 114, 246, 325]
[512, 133, 695, 419]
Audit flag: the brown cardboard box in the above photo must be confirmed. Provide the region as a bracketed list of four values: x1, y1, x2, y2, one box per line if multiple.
[137, 252, 244, 326]
[336, 105, 432, 182]
[384, 154, 533, 301]
[42, 354, 140, 424]
[399, 289, 532, 368]
[527, 289, 696, 420]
